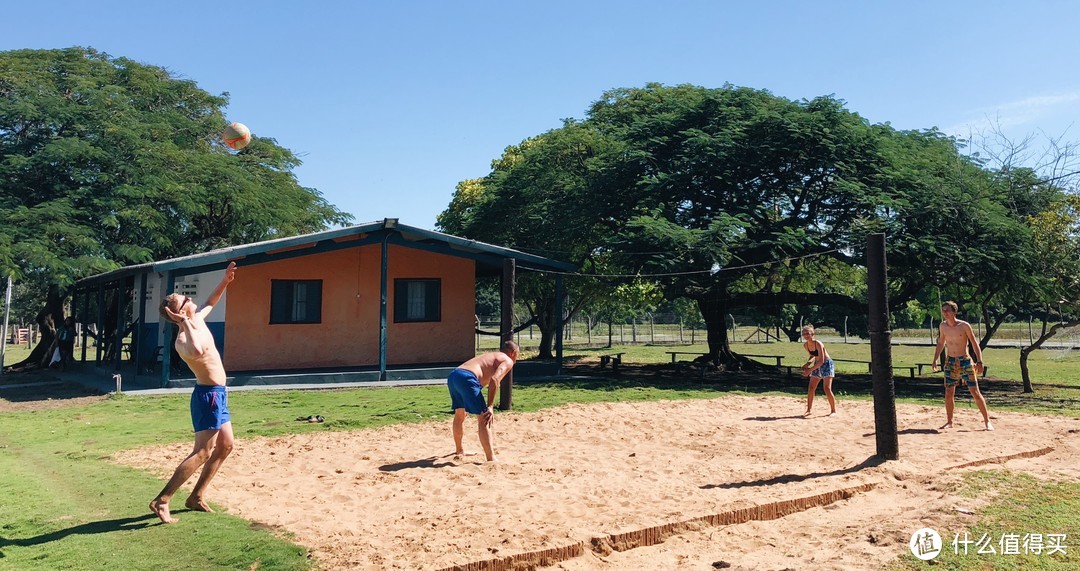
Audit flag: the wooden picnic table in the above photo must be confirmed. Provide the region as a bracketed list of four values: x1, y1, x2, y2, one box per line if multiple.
[665, 351, 783, 367]
[600, 352, 626, 371]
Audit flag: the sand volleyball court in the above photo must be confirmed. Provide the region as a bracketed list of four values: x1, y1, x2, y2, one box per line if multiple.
[114, 396, 1080, 570]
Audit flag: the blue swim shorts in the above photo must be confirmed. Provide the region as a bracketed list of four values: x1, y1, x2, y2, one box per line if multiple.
[191, 384, 230, 432]
[944, 356, 978, 388]
[810, 358, 835, 379]
[447, 368, 488, 415]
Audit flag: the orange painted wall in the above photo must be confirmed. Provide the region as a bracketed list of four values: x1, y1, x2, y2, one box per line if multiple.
[223, 244, 475, 371]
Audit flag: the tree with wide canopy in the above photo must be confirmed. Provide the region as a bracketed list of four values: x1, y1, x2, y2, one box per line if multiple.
[1, 47, 351, 370]
[441, 83, 1066, 366]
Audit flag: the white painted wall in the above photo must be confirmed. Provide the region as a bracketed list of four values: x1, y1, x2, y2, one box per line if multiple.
[139, 269, 229, 324]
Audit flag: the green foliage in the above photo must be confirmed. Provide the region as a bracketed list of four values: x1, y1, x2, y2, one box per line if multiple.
[442, 82, 1074, 357]
[0, 47, 352, 308]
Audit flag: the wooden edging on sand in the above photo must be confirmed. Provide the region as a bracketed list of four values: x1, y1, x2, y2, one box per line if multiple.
[436, 482, 877, 571]
[945, 446, 1054, 470]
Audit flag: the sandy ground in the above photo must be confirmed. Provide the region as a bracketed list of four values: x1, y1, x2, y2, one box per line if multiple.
[113, 396, 1080, 571]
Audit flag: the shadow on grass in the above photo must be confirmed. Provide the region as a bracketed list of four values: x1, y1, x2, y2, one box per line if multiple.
[0, 380, 104, 405]
[0, 514, 156, 548]
[700, 455, 886, 490]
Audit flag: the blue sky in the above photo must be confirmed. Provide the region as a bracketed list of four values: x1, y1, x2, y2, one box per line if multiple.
[5, 1, 1079, 229]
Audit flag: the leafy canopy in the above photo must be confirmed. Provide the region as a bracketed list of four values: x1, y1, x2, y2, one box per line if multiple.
[0, 47, 352, 297]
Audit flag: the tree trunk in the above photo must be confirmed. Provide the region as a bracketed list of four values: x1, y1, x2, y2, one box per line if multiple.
[531, 299, 556, 359]
[697, 296, 760, 370]
[537, 324, 555, 359]
[1018, 314, 1080, 393]
[5, 285, 64, 372]
[1019, 345, 1034, 393]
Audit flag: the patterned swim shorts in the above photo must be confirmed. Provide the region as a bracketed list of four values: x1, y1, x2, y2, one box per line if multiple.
[943, 356, 977, 387]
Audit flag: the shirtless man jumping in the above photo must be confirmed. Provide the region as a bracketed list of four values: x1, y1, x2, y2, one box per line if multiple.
[150, 262, 238, 523]
[931, 301, 993, 431]
[447, 340, 519, 462]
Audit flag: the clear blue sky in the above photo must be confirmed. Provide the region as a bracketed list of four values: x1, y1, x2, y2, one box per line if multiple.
[5, 1, 1079, 229]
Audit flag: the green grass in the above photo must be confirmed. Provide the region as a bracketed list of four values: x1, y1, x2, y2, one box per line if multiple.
[1, 344, 33, 369]
[0, 382, 735, 570]
[546, 341, 1080, 415]
[889, 470, 1080, 570]
[1, 340, 1078, 569]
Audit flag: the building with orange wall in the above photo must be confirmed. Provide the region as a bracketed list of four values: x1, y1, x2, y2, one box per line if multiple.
[70, 219, 574, 387]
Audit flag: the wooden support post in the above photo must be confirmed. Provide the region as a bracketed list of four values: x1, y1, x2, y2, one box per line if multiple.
[499, 258, 515, 411]
[868, 233, 899, 461]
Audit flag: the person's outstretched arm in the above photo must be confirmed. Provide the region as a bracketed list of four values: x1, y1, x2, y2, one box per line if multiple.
[198, 262, 237, 319]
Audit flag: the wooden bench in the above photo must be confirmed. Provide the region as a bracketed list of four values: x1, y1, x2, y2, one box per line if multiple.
[832, 358, 872, 372]
[599, 352, 626, 371]
[666, 351, 704, 363]
[917, 363, 990, 376]
[742, 353, 784, 367]
[783, 360, 918, 378]
[831, 359, 921, 378]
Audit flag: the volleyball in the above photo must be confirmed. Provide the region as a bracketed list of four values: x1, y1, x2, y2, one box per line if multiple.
[223, 122, 251, 150]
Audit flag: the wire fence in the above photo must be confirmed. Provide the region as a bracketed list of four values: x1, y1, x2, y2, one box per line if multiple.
[477, 313, 1080, 351]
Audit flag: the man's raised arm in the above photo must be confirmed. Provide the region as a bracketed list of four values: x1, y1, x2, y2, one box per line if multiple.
[198, 262, 237, 318]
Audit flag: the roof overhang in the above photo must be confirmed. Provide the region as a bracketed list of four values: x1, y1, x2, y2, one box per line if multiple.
[73, 219, 575, 289]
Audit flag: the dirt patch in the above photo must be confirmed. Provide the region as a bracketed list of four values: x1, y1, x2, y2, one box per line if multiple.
[114, 395, 1080, 570]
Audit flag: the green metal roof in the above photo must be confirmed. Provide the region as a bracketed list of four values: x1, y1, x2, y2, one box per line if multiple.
[74, 219, 575, 289]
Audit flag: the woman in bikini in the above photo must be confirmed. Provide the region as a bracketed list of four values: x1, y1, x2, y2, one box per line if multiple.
[801, 324, 836, 416]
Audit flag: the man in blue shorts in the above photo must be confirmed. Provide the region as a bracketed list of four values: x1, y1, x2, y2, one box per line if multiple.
[448, 340, 519, 462]
[150, 262, 238, 523]
[931, 301, 993, 431]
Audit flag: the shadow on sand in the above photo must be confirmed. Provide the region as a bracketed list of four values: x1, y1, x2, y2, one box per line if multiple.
[700, 455, 886, 490]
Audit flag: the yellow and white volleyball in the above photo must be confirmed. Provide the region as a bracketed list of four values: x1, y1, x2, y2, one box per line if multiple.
[222, 122, 252, 150]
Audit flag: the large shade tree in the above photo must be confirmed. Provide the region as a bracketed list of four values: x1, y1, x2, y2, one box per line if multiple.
[439, 123, 619, 357]
[443, 83, 1055, 366]
[1, 47, 351, 369]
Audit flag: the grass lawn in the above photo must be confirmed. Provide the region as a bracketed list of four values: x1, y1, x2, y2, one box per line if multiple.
[1, 339, 1078, 569]
[888, 470, 1080, 570]
[549, 341, 1080, 415]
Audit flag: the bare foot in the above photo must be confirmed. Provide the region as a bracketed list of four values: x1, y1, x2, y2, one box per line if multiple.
[939, 422, 953, 430]
[185, 497, 214, 512]
[985, 421, 994, 431]
[150, 499, 178, 524]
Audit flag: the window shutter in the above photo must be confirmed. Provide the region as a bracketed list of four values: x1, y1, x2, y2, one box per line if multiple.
[270, 281, 291, 324]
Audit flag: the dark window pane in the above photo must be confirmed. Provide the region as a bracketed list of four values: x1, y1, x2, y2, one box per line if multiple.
[270, 280, 322, 324]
